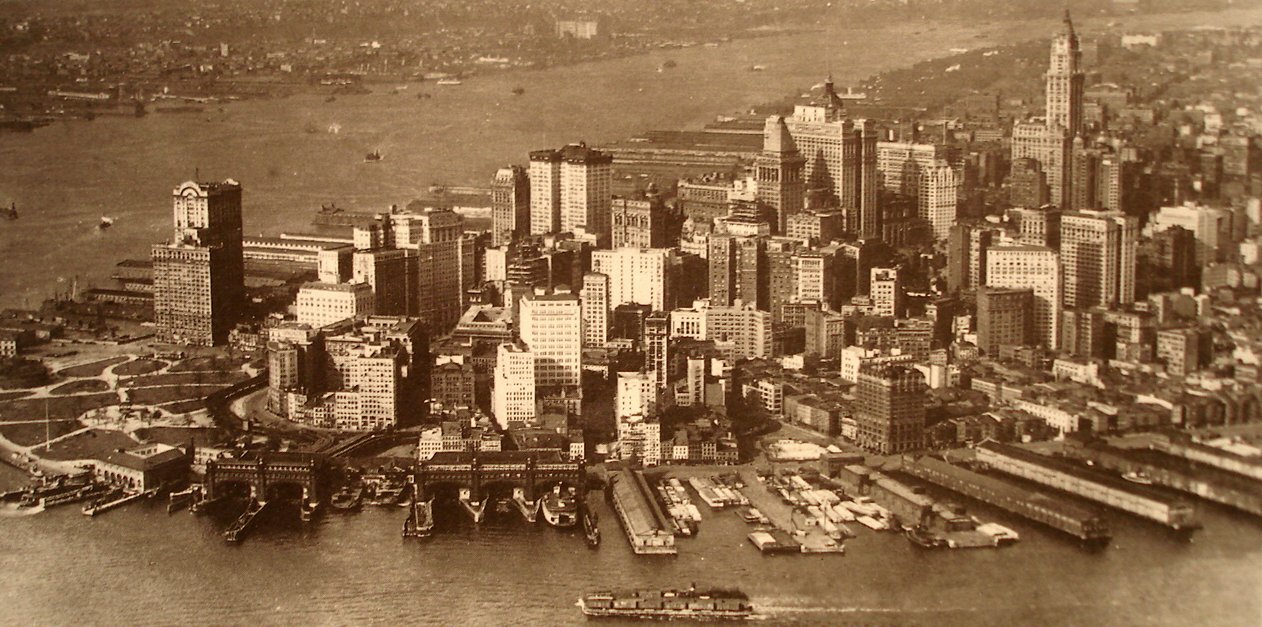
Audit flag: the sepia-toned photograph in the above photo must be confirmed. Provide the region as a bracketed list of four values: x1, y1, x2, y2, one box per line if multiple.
[0, 0, 1260, 624]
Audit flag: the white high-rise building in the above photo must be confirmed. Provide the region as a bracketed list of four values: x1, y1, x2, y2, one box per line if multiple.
[986, 246, 1062, 349]
[1009, 11, 1083, 209]
[295, 282, 375, 329]
[590, 247, 676, 313]
[492, 342, 536, 429]
[581, 272, 610, 348]
[616, 415, 661, 466]
[528, 143, 613, 244]
[518, 289, 582, 387]
[1060, 210, 1137, 309]
[917, 161, 959, 241]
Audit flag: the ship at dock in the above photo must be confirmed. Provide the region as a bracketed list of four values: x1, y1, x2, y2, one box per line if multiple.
[578, 585, 752, 620]
[541, 484, 578, 527]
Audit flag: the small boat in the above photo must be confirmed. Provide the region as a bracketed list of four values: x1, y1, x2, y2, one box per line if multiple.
[98, 216, 114, 229]
[330, 484, 363, 511]
[511, 86, 525, 96]
[1122, 471, 1154, 485]
[325, 96, 336, 103]
[749, 65, 766, 72]
[3, 203, 16, 220]
[364, 150, 383, 163]
[436, 79, 462, 86]
[661, 60, 677, 70]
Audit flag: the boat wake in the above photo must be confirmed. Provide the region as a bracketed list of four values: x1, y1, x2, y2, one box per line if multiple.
[756, 605, 902, 616]
[0, 503, 44, 517]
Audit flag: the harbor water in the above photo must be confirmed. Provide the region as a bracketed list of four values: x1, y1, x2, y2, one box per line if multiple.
[0, 461, 1260, 626]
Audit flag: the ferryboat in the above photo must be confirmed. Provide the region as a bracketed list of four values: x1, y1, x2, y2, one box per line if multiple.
[578, 585, 752, 620]
[541, 485, 578, 527]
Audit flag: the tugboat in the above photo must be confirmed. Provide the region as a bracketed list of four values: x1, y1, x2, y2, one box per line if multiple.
[540, 485, 578, 527]
[364, 149, 384, 163]
[582, 506, 600, 548]
[330, 484, 363, 511]
[511, 86, 525, 96]
[1122, 471, 1154, 485]
[3, 203, 16, 220]
[98, 216, 114, 230]
[578, 585, 753, 620]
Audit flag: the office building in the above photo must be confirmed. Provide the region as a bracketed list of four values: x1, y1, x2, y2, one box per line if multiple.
[1010, 12, 1084, 208]
[946, 224, 994, 293]
[876, 140, 948, 196]
[518, 289, 582, 387]
[491, 165, 530, 246]
[755, 115, 806, 233]
[580, 272, 610, 348]
[854, 363, 926, 454]
[152, 180, 245, 346]
[917, 161, 959, 240]
[870, 267, 902, 318]
[492, 342, 536, 428]
[528, 143, 613, 243]
[295, 281, 375, 329]
[590, 247, 677, 313]
[611, 197, 666, 249]
[784, 77, 880, 238]
[1060, 209, 1137, 309]
[986, 246, 1062, 349]
[1008, 157, 1050, 208]
[977, 287, 1033, 355]
[644, 311, 670, 390]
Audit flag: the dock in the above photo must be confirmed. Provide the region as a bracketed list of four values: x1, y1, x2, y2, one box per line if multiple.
[900, 455, 1111, 544]
[607, 470, 676, 555]
[976, 441, 1199, 531]
[1063, 438, 1262, 519]
[223, 499, 268, 543]
[83, 489, 150, 517]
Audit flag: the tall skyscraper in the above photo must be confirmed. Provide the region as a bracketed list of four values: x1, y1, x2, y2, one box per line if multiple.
[986, 245, 1062, 349]
[491, 165, 530, 246]
[784, 77, 879, 238]
[1060, 209, 1138, 309]
[518, 289, 582, 387]
[152, 179, 245, 346]
[1010, 11, 1084, 209]
[709, 233, 767, 309]
[875, 140, 947, 196]
[755, 115, 806, 233]
[854, 363, 926, 454]
[580, 272, 610, 348]
[529, 149, 562, 235]
[528, 143, 613, 243]
[916, 161, 959, 240]
[644, 311, 670, 391]
[1046, 10, 1085, 137]
[946, 224, 993, 293]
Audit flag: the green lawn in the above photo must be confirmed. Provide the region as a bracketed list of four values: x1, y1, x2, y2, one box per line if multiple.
[41, 428, 140, 461]
[169, 356, 247, 373]
[0, 393, 119, 446]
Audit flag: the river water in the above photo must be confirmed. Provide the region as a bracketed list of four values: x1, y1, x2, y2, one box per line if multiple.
[3, 8, 1262, 625]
